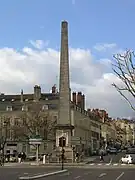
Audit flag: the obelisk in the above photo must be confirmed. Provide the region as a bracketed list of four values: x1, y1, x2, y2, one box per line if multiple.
[56, 21, 73, 150]
[58, 20, 71, 125]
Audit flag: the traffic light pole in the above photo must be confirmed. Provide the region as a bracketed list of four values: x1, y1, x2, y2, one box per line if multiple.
[61, 146, 64, 170]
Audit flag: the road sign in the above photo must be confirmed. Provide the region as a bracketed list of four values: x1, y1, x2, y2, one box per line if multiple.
[29, 138, 42, 145]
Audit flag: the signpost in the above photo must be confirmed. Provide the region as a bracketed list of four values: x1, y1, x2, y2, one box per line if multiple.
[29, 135, 42, 163]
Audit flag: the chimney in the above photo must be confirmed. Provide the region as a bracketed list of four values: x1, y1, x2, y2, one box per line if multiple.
[21, 89, 23, 103]
[81, 94, 85, 110]
[72, 92, 76, 104]
[77, 92, 82, 108]
[34, 85, 41, 101]
[52, 85, 56, 94]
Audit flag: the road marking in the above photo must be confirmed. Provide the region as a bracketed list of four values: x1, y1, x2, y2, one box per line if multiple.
[97, 164, 102, 165]
[110, 158, 112, 164]
[113, 163, 118, 166]
[115, 172, 124, 180]
[98, 173, 106, 178]
[121, 164, 126, 165]
[106, 163, 110, 165]
[74, 176, 81, 179]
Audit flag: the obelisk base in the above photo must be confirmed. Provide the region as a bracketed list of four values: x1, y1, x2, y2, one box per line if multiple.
[55, 125, 74, 161]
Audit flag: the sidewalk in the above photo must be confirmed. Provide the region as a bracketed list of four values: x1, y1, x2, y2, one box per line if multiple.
[3, 156, 98, 167]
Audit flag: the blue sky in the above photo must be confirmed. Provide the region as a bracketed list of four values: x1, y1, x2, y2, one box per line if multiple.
[0, 0, 134, 117]
[0, 0, 135, 50]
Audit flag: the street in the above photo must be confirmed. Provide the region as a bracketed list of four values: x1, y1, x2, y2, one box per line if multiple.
[0, 152, 132, 180]
[0, 167, 61, 180]
[45, 168, 135, 180]
[88, 152, 125, 165]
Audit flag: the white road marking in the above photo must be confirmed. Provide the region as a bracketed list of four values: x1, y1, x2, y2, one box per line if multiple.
[121, 164, 126, 165]
[97, 164, 102, 165]
[113, 163, 118, 166]
[106, 163, 110, 165]
[115, 172, 124, 180]
[99, 173, 107, 178]
[74, 176, 81, 179]
[110, 158, 112, 164]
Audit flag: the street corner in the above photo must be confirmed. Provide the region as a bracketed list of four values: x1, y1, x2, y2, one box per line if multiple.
[19, 169, 68, 180]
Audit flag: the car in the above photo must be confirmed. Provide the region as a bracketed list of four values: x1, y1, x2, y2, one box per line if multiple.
[121, 154, 135, 164]
[126, 148, 135, 154]
[108, 148, 117, 154]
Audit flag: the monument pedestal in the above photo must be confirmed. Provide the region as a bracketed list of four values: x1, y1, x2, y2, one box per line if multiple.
[55, 125, 74, 161]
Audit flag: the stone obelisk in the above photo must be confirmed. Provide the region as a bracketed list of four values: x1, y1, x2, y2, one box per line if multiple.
[58, 21, 70, 125]
[56, 21, 73, 152]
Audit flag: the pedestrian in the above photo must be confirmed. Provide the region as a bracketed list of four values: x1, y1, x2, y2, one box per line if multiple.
[18, 153, 22, 163]
[75, 152, 79, 163]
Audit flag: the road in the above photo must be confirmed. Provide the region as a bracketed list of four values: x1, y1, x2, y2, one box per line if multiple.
[0, 166, 61, 180]
[89, 152, 125, 165]
[45, 168, 135, 180]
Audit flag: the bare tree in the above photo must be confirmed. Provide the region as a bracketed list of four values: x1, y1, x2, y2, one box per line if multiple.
[13, 105, 57, 141]
[0, 116, 9, 164]
[112, 50, 135, 111]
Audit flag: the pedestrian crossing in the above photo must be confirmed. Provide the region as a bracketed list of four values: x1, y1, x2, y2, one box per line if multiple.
[89, 163, 134, 166]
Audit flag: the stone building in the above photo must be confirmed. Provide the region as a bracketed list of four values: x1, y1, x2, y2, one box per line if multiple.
[0, 85, 102, 158]
[115, 119, 135, 146]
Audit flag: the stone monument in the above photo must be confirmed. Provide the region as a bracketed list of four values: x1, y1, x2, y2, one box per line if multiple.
[56, 21, 74, 160]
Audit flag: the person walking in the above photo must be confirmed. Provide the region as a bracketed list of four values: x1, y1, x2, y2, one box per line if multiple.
[18, 153, 22, 163]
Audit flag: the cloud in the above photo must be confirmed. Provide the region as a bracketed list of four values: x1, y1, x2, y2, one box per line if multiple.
[0, 41, 133, 118]
[29, 40, 49, 49]
[94, 43, 117, 52]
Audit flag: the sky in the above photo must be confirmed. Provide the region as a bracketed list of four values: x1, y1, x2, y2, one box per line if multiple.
[0, 0, 135, 118]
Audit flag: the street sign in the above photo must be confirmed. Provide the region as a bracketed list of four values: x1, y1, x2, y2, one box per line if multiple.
[29, 136, 42, 145]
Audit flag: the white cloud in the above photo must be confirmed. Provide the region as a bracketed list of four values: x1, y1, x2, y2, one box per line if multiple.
[0, 41, 133, 118]
[94, 43, 117, 52]
[29, 40, 49, 49]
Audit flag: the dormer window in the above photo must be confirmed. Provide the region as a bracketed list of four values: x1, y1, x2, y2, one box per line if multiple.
[6, 106, 12, 111]
[42, 105, 48, 110]
[11, 99, 14, 102]
[22, 105, 28, 111]
[25, 99, 28, 102]
[2, 99, 5, 102]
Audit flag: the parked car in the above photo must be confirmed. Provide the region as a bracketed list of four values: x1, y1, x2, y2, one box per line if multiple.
[121, 154, 135, 164]
[126, 148, 135, 154]
[108, 148, 117, 154]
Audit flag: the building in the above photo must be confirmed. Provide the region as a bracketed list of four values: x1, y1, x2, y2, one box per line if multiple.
[115, 119, 135, 146]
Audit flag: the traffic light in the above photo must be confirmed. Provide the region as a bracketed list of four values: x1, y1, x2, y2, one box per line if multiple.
[59, 136, 66, 147]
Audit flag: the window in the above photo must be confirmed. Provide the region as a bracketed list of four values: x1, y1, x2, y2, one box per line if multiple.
[6, 106, 12, 111]
[42, 105, 48, 110]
